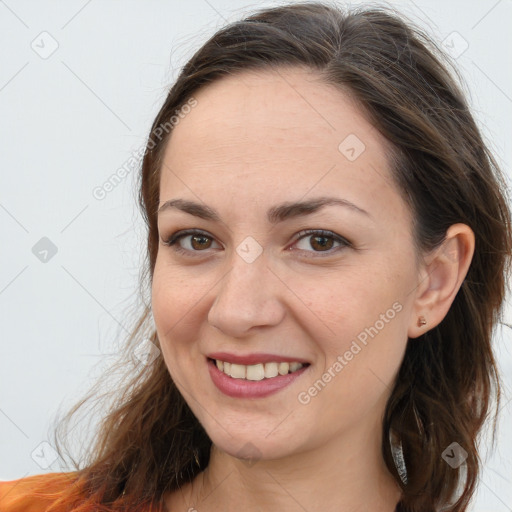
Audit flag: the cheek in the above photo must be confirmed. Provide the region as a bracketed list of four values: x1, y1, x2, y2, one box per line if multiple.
[300, 262, 410, 369]
[151, 261, 199, 357]
[301, 297, 407, 420]
[151, 259, 219, 375]
[151, 265, 197, 390]
[297, 267, 393, 334]
[151, 263, 179, 335]
[151, 258, 204, 329]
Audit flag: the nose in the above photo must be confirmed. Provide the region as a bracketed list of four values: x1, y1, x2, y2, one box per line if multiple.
[207, 252, 286, 338]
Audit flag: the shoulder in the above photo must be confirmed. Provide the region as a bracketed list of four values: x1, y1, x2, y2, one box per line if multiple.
[0, 471, 81, 512]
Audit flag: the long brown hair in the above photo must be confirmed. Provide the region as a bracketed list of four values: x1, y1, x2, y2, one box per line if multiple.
[41, 2, 511, 511]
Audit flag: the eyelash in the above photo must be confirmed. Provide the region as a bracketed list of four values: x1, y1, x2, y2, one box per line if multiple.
[161, 228, 351, 258]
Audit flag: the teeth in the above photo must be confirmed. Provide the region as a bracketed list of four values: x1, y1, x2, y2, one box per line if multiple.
[264, 362, 278, 378]
[214, 359, 305, 380]
[278, 362, 289, 375]
[246, 363, 265, 381]
[230, 363, 246, 379]
[289, 362, 302, 372]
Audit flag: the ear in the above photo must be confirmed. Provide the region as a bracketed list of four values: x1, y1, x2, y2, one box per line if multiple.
[408, 223, 475, 339]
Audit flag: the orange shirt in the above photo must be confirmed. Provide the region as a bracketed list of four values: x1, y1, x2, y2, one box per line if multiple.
[0, 472, 165, 512]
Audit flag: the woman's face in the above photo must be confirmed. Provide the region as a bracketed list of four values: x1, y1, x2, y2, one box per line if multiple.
[152, 67, 422, 461]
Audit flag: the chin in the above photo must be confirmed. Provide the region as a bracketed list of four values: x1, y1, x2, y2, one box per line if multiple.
[214, 435, 298, 464]
[203, 415, 310, 463]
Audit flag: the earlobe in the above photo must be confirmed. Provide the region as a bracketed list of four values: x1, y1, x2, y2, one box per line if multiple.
[416, 316, 427, 328]
[408, 224, 475, 339]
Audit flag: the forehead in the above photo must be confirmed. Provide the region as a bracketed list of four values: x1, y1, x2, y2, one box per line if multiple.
[159, 67, 400, 216]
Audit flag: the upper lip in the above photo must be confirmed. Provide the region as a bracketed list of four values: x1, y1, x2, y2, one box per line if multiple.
[207, 352, 310, 366]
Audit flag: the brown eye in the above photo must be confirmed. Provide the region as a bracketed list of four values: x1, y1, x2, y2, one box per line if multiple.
[293, 229, 350, 255]
[162, 229, 222, 256]
[309, 235, 334, 251]
[189, 234, 213, 250]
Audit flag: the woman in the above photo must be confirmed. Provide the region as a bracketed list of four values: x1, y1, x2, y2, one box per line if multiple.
[1, 2, 510, 511]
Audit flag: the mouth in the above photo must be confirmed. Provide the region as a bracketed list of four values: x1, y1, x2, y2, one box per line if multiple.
[206, 355, 311, 399]
[207, 357, 309, 381]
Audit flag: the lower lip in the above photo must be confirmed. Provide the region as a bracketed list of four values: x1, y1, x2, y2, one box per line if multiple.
[207, 359, 309, 398]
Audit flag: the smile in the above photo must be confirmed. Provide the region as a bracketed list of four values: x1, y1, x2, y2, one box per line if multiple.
[211, 358, 306, 380]
[207, 356, 310, 399]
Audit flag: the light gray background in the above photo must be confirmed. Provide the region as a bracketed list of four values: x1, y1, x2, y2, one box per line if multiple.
[1, 1, 511, 510]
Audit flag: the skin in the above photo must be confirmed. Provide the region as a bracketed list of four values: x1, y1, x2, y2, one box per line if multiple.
[151, 67, 475, 512]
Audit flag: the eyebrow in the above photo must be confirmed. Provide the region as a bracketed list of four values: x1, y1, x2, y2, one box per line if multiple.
[157, 196, 372, 224]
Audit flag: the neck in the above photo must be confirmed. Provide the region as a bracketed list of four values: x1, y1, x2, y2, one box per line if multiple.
[167, 414, 402, 512]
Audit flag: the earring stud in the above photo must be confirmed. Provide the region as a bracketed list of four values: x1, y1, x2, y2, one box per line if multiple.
[417, 316, 427, 327]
